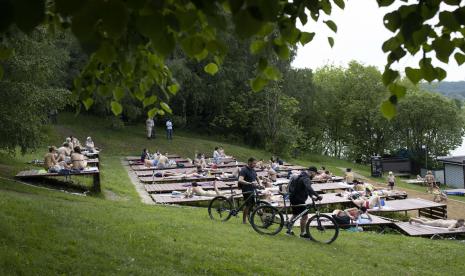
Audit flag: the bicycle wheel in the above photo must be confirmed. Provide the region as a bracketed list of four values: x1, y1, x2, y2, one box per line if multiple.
[250, 205, 284, 235]
[305, 214, 339, 244]
[248, 200, 271, 222]
[208, 196, 233, 221]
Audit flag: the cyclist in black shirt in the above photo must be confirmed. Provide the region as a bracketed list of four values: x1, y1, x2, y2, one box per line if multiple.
[289, 166, 322, 238]
[238, 157, 263, 224]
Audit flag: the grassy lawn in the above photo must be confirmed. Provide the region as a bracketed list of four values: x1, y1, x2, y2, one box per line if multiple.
[1, 113, 464, 275]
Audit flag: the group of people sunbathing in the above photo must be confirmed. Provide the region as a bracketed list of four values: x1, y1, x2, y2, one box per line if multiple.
[141, 149, 171, 169]
[212, 146, 232, 164]
[43, 136, 96, 173]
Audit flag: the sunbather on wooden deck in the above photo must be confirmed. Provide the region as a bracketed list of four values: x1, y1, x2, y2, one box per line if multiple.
[409, 218, 465, 231]
[184, 181, 226, 198]
[71, 147, 88, 170]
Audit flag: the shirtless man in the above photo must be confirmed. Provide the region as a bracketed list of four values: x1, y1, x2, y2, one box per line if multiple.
[44, 146, 62, 172]
[352, 191, 383, 209]
[425, 171, 436, 193]
[57, 142, 72, 161]
[144, 153, 160, 168]
[409, 218, 465, 230]
[157, 153, 169, 169]
[71, 146, 87, 170]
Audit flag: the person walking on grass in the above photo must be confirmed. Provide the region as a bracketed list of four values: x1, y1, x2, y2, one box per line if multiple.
[166, 119, 173, 140]
[387, 171, 395, 190]
[146, 117, 154, 139]
[238, 157, 263, 224]
[425, 171, 436, 193]
[288, 166, 322, 238]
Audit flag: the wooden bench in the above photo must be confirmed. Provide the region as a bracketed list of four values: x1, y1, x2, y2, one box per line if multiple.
[369, 198, 447, 219]
[15, 168, 101, 192]
[394, 222, 465, 239]
[144, 181, 238, 193]
[30, 158, 100, 168]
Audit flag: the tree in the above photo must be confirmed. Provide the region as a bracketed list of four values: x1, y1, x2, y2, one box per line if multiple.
[393, 90, 465, 169]
[1, 0, 463, 118]
[0, 28, 71, 153]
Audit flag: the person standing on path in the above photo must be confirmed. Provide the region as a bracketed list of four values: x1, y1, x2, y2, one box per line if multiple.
[425, 170, 436, 193]
[166, 119, 173, 140]
[387, 171, 396, 190]
[146, 117, 154, 139]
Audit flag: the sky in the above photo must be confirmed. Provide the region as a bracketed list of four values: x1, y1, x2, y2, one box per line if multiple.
[292, 0, 465, 82]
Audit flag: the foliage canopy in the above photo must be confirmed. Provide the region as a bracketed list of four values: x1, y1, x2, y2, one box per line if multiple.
[1, 0, 464, 118]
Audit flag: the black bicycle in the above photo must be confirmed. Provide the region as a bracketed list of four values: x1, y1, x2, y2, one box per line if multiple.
[208, 183, 270, 222]
[250, 192, 339, 244]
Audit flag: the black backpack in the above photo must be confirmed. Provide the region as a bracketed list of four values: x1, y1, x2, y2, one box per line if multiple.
[288, 174, 302, 196]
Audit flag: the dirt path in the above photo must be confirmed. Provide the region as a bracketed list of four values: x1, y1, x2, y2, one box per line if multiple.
[340, 168, 465, 219]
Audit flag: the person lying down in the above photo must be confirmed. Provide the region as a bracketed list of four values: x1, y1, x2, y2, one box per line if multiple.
[184, 181, 227, 198]
[409, 217, 465, 231]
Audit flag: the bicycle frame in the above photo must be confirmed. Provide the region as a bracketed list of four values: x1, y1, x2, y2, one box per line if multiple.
[281, 193, 319, 228]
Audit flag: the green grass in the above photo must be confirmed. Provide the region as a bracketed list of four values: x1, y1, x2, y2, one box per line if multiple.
[1, 113, 464, 275]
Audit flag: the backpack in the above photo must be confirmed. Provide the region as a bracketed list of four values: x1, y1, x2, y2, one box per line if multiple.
[288, 174, 302, 196]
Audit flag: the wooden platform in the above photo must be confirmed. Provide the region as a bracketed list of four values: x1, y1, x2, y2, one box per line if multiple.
[138, 175, 220, 184]
[128, 158, 191, 165]
[312, 182, 352, 192]
[144, 181, 238, 193]
[394, 222, 465, 238]
[151, 193, 241, 204]
[369, 198, 447, 219]
[126, 154, 181, 161]
[135, 167, 243, 177]
[307, 214, 394, 227]
[275, 165, 307, 172]
[15, 168, 101, 192]
[444, 189, 465, 196]
[31, 158, 99, 167]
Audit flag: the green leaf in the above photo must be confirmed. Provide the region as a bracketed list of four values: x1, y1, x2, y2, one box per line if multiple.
[381, 100, 396, 119]
[324, 20, 337, 33]
[194, 49, 209, 61]
[454, 52, 465, 65]
[388, 83, 406, 99]
[82, 98, 94, 110]
[168, 84, 180, 95]
[419, 58, 436, 82]
[95, 42, 116, 65]
[328, 37, 334, 48]
[250, 40, 266, 54]
[111, 101, 123, 115]
[333, 0, 345, 9]
[382, 37, 400, 53]
[158, 110, 165, 116]
[405, 67, 422, 84]
[432, 37, 455, 63]
[13, 0, 46, 32]
[377, 0, 395, 7]
[204, 63, 219, 75]
[143, 95, 157, 108]
[273, 44, 290, 59]
[0, 47, 14, 60]
[181, 35, 206, 57]
[160, 102, 172, 114]
[435, 67, 447, 81]
[250, 76, 268, 92]
[233, 9, 263, 38]
[383, 11, 401, 32]
[148, 107, 158, 119]
[299, 32, 315, 46]
[263, 66, 282, 81]
[382, 68, 399, 85]
[101, 0, 128, 39]
[113, 87, 125, 101]
[439, 11, 460, 31]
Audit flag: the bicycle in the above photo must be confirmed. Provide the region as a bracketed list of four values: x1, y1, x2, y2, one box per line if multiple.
[250, 192, 339, 244]
[208, 183, 270, 222]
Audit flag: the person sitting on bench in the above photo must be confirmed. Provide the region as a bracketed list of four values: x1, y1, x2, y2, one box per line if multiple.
[85, 136, 95, 152]
[71, 146, 88, 170]
[194, 153, 207, 169]
[409, 217, 465, 230]
[57, 142, 72, 162]
[44, 146, 67, 172]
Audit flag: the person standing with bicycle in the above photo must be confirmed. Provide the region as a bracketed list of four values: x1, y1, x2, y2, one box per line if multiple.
[238, 157, 263, 224]
[289, 166, 322, 238]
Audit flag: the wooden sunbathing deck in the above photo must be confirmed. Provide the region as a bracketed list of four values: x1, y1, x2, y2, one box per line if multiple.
[394, 222, 465, 238]
[444, 189, 465, 196]
[144, 181, 238, 193]
[151, 193, 241, 204]
[128, 158, 191, 165]
[369, 198, 447, 219]
[275, 165, 307, 172]
[312, 182, 352, 192]
[126, 154, 181, 161]
[15, 168, 101, 192]
[135, 167, 244, 177]
[32, 158, 99, 167]
[138, 175, 220, 184]
[307, 213, 394, 227]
